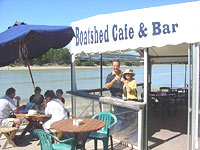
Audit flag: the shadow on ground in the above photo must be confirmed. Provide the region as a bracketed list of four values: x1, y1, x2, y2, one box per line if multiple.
[148, 105, 188, 149]
[15, 132, 38, 147]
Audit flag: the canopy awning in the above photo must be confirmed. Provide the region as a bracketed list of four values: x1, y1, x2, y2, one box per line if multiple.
[70, 1, 200, 63]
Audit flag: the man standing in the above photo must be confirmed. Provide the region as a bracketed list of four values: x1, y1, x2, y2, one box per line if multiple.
[105, 60, 123, 98]
[106, 60, 131, 132]
[0, 87, 22, 141]
[105, 60, 125, 116]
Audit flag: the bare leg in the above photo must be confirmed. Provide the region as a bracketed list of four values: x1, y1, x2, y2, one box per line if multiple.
[10, 118, 22, 139]
[13, 118, 22, 128]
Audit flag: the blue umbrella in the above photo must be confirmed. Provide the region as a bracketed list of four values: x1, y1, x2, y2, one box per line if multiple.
[0, 22, 74, 66]
[0, 22, 74, 88]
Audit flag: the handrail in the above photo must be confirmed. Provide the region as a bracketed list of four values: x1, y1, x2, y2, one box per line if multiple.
[79, 88, 108, 93]
[67, 83, 145, 117]
[99, 97, 146, 111]
[66, 89, 146, 111]
[77, 82, 144, 93]
[66, 90, 100, 100]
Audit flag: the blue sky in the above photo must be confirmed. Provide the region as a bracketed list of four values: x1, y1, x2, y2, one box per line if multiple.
[0, 0, 198, 33]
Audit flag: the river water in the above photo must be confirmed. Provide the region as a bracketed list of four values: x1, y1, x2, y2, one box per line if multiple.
[0, 64, 188, 146]
[0, 64, 187, 101]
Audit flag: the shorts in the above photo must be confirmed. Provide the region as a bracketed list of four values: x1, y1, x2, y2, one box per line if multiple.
[1, 118, 14, 127]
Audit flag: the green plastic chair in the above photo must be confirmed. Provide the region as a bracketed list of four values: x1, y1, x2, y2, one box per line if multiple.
[88, 112, 118, 150]
[34, 129, 76, 150]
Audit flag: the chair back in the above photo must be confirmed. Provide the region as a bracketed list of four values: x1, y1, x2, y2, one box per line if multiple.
[92, 112, 117, 134]
[34, 129, 54, 150]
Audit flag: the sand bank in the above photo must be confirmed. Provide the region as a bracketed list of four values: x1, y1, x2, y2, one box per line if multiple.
[0, 65, 114, 71]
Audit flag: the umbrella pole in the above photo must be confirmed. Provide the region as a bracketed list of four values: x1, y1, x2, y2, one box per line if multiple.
[25, 56, 35, 90]
[22, 45, 35, 90]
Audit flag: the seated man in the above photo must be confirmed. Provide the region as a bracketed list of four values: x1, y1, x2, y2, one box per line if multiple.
[0, 87, 22, 141]
[29, 86, 44, 105]
[29, 87, 44, 112]
[31, 94, 45, 113]
[42, 90, 68, 132]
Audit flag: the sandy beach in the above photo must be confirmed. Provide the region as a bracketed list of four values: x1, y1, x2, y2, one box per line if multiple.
[0, 65, 98, 71]
[0, 65, 134, 71]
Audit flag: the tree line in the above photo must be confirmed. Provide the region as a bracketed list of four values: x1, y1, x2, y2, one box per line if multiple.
[30, 48, 71, 65]
[12, 48, 141, 67]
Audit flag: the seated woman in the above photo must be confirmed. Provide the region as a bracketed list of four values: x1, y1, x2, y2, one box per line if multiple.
[56, 89, 70, 117]
[56, 89, 65, 104]
[121, 69, 138, 101]
[42, 90, 68, 132]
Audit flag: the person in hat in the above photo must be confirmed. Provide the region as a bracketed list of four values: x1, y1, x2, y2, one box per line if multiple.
[121, 69, 138, 101]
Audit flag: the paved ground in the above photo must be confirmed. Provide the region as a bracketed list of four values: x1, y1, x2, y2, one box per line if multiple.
[148, 104, 189, 150]
[0, 105, 199, 150]
[0, 121, 134, 150]
[0, 131, 134, 150]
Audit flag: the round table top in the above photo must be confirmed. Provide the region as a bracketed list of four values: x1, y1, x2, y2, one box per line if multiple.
[50, 118, 105, 133]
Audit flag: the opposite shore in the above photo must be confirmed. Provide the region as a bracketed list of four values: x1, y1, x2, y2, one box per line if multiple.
[0, 65, 109, 71]
[0, 65, 136, 71]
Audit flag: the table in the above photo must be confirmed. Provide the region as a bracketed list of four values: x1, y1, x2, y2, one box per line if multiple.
[50, 118, 105, 150]
[15, 113, 51, 138]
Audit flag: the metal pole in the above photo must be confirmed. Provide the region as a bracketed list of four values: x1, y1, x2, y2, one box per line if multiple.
[185, 64, 187, 87]
[191, 43, 199, 150]
[194, 44, 200, 149]
[71, 54, 77, 118]
[100, 54, 103, 96]
[140, 48, 148, 150]
[138, 109, 144, 150]
[149, 61, 152, 94]
[187, 44, 192, 150]
[99, 54, 103, 112]
[171, 64, 173, 88]
[191, 43, 196, 150]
